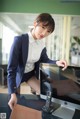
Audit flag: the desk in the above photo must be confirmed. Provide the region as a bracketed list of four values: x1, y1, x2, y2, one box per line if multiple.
[10, 104, 42, 119]
[0, 94, 44, 119]
[0, 94, 80, 119]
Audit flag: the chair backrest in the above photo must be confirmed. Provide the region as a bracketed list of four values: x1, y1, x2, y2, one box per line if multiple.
[0, 67, 4, 85]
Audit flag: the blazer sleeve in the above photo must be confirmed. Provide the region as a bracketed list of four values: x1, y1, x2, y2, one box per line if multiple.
[40, 47, 57, 64]
[35, 47, 57, 79]
[7, 35, 22, 94]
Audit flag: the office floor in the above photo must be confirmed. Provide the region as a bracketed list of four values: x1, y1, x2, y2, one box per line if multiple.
[0, 82, 32, 94]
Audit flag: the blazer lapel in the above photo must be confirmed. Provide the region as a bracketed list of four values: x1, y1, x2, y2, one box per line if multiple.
[22, 34, 29, 66]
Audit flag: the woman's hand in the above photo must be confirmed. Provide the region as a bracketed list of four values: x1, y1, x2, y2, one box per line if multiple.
[8, 93, 17, 110]
[56, 60, 67, 70]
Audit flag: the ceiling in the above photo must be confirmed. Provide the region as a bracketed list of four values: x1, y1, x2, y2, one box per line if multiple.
[0, 13, 80, 36]
[0, 13, 38, 34]
[60, 0, 80, 2]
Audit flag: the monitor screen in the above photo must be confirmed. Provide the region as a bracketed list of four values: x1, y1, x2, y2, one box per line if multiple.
[39, 63, 80, 111]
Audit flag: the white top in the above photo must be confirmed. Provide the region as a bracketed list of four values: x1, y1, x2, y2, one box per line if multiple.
[24, 31, 45, 73]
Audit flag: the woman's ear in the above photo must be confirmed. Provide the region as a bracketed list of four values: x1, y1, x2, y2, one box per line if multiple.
[33, 21, 38, 27]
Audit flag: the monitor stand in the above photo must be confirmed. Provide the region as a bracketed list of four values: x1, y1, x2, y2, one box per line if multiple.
[52, 106, 75, 119]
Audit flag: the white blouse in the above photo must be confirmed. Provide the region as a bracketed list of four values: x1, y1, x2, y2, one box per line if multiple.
[24, 31, 45, 73]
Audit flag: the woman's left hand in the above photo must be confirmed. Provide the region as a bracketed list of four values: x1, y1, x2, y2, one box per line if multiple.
[56, 60, 67, 70]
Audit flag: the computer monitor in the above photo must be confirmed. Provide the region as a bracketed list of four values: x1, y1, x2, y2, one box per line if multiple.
[39, 63, 80, 119]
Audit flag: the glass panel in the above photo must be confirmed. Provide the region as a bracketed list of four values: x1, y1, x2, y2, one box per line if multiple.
[45, 15, 64, 60]
[2, 24, 18, 64]
[70, 16, 80, 66]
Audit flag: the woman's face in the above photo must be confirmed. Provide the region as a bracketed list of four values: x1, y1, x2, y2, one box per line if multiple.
[33, 22, 52, 40]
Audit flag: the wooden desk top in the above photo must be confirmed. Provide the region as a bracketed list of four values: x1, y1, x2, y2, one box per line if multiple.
[10, 104, 42, 119]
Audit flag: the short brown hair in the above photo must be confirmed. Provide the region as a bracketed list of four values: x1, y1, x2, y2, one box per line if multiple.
[35, 13, 55, 33]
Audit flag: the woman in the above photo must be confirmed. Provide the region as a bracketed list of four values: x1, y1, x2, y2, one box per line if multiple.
[7, 13, 67, 110]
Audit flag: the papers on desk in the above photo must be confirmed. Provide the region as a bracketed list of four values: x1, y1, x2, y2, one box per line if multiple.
[10, 104, 41, 119]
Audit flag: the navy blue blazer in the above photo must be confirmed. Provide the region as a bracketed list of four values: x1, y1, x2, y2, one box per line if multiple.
[7, 34, 56, 94]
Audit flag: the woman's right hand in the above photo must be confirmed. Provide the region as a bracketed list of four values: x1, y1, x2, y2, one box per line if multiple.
[8, 93, 17, 110]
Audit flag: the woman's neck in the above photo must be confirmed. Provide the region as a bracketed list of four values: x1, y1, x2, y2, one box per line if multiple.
[31, 28, 37, 40]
